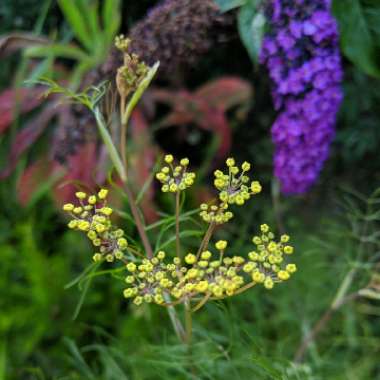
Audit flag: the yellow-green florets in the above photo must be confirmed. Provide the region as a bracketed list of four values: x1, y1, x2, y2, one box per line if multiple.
[214, 158, 261, 205]
[199, 202, 233, 224]
[156, 155, 196, 193]
[63, 189, 128, 263]
[122, 224, 297, 307]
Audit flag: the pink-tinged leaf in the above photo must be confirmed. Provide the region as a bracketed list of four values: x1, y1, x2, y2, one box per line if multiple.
[199, 108, 231, 158]
[0, 88, 45, 134]
[195, 77, 253, 111]
[0, 105, 57, 179]
[151, 87, 232, 158]
[17, 158, 53, 206]
[52, 142, 98, 205]
[129, 109, 158, 224]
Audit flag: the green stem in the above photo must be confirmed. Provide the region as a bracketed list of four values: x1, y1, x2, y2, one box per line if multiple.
[94, 107, 126, 182]
[175, 191, 181, 260]
[185, 302, 193, 345]
[184, 301, 197, 377]
[123, 183, 153, 259]
[196, 222, 216, 259]
[120, 95, 128, 176]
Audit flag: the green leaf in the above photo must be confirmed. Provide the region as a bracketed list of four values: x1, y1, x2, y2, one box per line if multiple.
[333, 0, 380, 78]
[103, 0, 121, 46]
[94, 107, 127, 182]
[25, 43, 89, 61]
[213, 0, 246, 12]
[238, 0, 266, 65]
[64, 338, 96, 379]
[58, 0, 93, 51]
[122, 62, 160, 125]
[86, 1, 101, 42]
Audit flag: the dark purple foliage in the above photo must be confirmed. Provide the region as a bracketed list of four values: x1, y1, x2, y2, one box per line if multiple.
[260, 0, 343, 194]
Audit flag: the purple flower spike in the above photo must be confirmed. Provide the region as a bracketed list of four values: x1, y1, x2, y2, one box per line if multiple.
[260, 0, 343, 195]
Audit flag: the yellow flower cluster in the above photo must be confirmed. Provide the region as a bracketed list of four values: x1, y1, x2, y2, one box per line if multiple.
[198, 158, 262, 224]
[123, 226, 296, 307]
[247, 224, 296, 288]
[199, 202, 233, 224]
[156, 154, 196, 193]
[63, 189, 128, 263]
[214, 158, 262, 205]
[123, 251, 179, 305]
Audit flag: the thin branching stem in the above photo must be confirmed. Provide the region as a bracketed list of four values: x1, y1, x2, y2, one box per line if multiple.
[175, 191, 181, 260]
[192, 293, 211, 312]
[123, 183, 153, 259]
[294, 290, 360, 362]
[120, 95, 128, 176]
[197, 222, 216, 259]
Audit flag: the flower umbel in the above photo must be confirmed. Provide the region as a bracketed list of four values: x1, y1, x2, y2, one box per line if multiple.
[156, 155, 196, 193]
[64, 156, 297, 311]
[214, 158, 261, 206]
[122, 225, 296, 306]
[63, 189, 128, 263]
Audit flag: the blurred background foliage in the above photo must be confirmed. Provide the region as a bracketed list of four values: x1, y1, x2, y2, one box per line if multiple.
[0, 0, 380, 379]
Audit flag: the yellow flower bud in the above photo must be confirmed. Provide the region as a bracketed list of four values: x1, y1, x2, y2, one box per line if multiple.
[126, 262, 136, 272]
[92, 253, 102, 262]
[242, 161, 251, 171]
[180, 158, 189, 166]
[164, 154, 174, 164]
[187, 268, 198, 279]
[264, 277, 274, 289]
[252, 271, 265, 283]
[157, 251, 165, 260]
[99, 207, 113, 216]
[286, 264, 297, 273]
[117, 238, 128, 249]
[185, 253, 197, 264]
[75, 192, 86, 199]
[63, 203, 74, 211]
[251, 181, 262, 194]
[215, 240, 228, 250]
[281, 234, 290, 243]
[284, 245, 294, 254]
[67, 220, 78, 229]
[123, 288, 134, 298]
[88, 195, 97, 205]
[201, 251, 212, 260]
[195, 281, 209, 292]
[278, 270, 290, 281]
[154, 294, 164, 304]
[226, 158, 235, 167]
[98, 189, 108, 199]
[133, 296, 143, 305]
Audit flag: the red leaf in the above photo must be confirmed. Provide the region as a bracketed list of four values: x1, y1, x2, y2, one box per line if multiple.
[52, 143, 99, 205]
[0, 87, 45, 134]
[195, 77, 253, 111]
[0, 104, 57, 179]
[129, 109, 159, 223]
[17, 157, 54, 206]
[151, 84, 235, 158]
